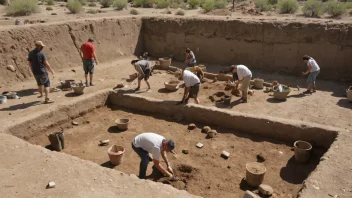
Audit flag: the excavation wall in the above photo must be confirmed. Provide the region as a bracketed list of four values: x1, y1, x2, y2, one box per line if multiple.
[143, 17, 352, 82]
[0, 17, 143, 85]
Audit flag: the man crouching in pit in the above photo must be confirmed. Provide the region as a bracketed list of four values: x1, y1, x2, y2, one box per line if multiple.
[175, 69, 200, 105]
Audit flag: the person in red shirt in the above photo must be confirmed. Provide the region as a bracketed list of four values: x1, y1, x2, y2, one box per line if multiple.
[80, 38, 98, 86]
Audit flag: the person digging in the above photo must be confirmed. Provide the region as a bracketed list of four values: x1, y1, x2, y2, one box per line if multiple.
[28, 41, 55, 104]
[80, 38, 98, 87]
[132, 133, 176, 179]
[184, 48, 197, 70]
[131, 60, 152, 92]
[301, 55, 320, 94]
[175, 70, 201, 105]
[229, 65, 252, 103]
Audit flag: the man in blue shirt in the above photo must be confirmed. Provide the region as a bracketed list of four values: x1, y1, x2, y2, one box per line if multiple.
[28, 41, 55, 104]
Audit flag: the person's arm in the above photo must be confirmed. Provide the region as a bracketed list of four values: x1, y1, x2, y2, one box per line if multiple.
[302, 63, 312, 76]
[183, 87, 190, 101]
[161, 150, 173, 174]
[79, 47, 83, 59]
[153, 159, 172, 177]
[93, 51, 98, 65]
[28, 61, 32, 71]
[135, 65, 145, 78]
[44, 60, 55, 77]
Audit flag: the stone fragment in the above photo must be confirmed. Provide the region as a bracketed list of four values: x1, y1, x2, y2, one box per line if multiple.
[188, 123, 196, 130]
[202, 126, 211, 133]
[259, 184, 274, 196]
[221, 151, 230, 159]
[243, 190, 260, 198]
[196, 143, 203, 148]
[182, 149, 189, 154]
[47, 181, 56, 189]
[72, 121, 78, 125]
[6, 65, 16, 72]
[256, 153, 266, 162]
[209, 95, 215, 102]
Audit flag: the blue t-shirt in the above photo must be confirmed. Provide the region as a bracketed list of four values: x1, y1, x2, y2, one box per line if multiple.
[28, 49, 47, 75]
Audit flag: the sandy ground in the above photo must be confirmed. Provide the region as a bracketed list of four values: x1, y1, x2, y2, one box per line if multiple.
[27, 106, 325, 198]
[0, 58, 350, 130]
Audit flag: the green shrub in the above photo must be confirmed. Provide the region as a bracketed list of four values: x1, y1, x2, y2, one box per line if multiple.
[6, 0, 39, 16]
[156, 0, 170, 8]
[344, 2, 352, 9]
[189, 0, 201, 8]
[278, 0, 298, 13]
[67, 0, 83, 13]
[175, 8, 184, 15]
[99, 0, 114, 7]
[267, 0, 277, 5]
[113, 0, 127, 10]
[255, 0, 272, 11]
[79, 0, 87, 5]
[130, 8, 139, 14]
[325, 0, 346, 16]
[133, 0, 154, 7]
[171, 2, 179, 8]
[214, 0, 226, 9]
[87, 8, 98, 13]
[46, 6, 53, 10]
[180, 2, 187, 9]
[88, 2, 96, 6]
[46, 0, 55, 5]
[202, 0, 215, 12]
[0, 0, 8, 6]
[302, 0, 323, 17]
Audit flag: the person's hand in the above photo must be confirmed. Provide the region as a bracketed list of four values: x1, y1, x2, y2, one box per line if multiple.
[164, 172, 173, 178]
[95, 60, 99, 65]
[301, 72, 305, 76]
[51, 71, 55, 78]
[167, 166, 174, 174]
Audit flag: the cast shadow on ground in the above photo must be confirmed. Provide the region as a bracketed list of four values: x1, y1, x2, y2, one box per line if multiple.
[280, 156, 319, 184]
[115, 89, 138, 95]
[65, 92, 83, 97]
[14, 88, 37, 97]
[45, 145, 55, 151]
[266, 98, 287, 103]
[145, 166, 164, 181]
[101, 161, 117, 169]
[158, 88, 177, 94]
[239, 178, 257, 192]
[337, 99, 352, 109]
[107, 126, 127, 133]
[0, 101, 41, 111]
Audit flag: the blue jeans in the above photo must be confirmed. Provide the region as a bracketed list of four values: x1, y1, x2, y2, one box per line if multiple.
[131, 143, 150, 179]
[307, 70, 320, 87]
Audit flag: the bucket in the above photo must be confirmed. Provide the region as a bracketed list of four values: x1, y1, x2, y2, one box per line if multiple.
[61, 80, 75, 89]
[72, 86, 85, 94]
[115, 118, 130, 130]
[347, 86, 352, 102]
[294, 140, 312, 163]
[108, 145, 125, 165]
[254, 79, 264, 89]
[159, 57, 171, 70]
[245, 162, 266, 187]
[164, 81, 180, 91]
[48, 132, 65, 151]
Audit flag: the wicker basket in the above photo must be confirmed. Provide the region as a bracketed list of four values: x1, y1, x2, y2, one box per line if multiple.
[273, 89, 290, 100]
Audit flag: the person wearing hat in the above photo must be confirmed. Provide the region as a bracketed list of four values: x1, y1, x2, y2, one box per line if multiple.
[80, 38, 98, 87]
[301, 55, 320, 94]
[28, 41, 55, 104]
[131, 59, 151, 91]
[175, 69, 201, 105]
[229, 65, 252, 103]
[184, 48, 196, 69]
[132, 133, 176, 179]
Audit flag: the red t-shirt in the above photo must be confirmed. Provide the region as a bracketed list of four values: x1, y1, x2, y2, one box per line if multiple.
[81, 42, 95, 59]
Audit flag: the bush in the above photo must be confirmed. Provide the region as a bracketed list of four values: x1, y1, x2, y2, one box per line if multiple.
[6, 0, 39, 16]
[180, 2, 187, 9]
[88, 2, 96, 6]
[133, 0, 154, 7]
[113, 0, 127, 10]
[267, 0, 277, 5]
[67, 0, 83, 13]
[0, 0, 8, 6]
[130, 8, 138, 14]
[99, 0, 114, 7]
[87, 8, 98, 13]
[175, 8, 184, 15]
[156, 0, 170, 8]
[255, 0, 272, 11]
[171, 2, 179, 8]
[214, 0, 226, 9]
[278, 0, 298, 13]
[325, 0, 346, 16]
[46, 6, 53, 10]
[46, 0, 55, 5]
[189, 0, 200, 8]
[79, 0, 87, 5]
[202, 0, 215, 12]
[302, 0, 323, 17]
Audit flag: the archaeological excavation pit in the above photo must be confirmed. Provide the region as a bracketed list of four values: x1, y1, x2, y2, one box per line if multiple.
[5, 90, 339, 198]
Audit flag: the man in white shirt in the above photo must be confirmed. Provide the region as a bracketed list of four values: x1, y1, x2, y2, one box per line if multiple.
[132, 133, 176, 179]
[175, 70, 200, 104]
[302, 55, 320, 94]
[229, 65, 252, 103]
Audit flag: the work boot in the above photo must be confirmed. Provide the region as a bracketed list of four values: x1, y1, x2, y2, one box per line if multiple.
[90, 82, 94, 86]
[85, 81, 89, 87]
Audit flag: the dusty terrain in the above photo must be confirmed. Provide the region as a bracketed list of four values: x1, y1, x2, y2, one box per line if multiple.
[27, 106, 325, 198]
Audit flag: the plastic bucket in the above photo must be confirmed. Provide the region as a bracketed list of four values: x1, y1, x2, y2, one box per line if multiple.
[245, 162, 266, 187]
[254, 79, 264, 89]
[108, 145, 125, 165]
[159, 57, 171, 70]
[294, 140, 312, 163]
[115, 118, 130, 130]
[72, 86, 85, 94]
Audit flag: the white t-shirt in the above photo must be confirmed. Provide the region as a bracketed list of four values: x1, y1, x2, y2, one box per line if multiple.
[183, 70, 200, 87]
[308, 58, 320, 72]
[236, 65, 252, 80]
[133, 133, 165, 160]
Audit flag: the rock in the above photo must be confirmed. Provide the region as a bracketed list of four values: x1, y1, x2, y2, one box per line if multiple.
[71, 69, 76, 73]
[188, 123, 196, 130]
[202, 126, 211, 133]
[182, 149, 189, 154]
[209, 95, 215, 102]
[243, 190, 260, 198]
[212, 77, 218, 83]
[196, 143, 204, 148]
[114, 83, 124, 89]
[259, 184, 274, 196]
[221, 151, 230, 159]
[256, 153, 266, 162]
[47, 181, 56, 189]
[227, 165, 231, 169]
[72, 121, 79, 126]
[51, 13, 58, 15]
[6, 65, 16, 72]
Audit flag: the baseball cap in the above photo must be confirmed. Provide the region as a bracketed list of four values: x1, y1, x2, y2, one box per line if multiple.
[166, 140, 176, 154]
[35, 41, 45, 47]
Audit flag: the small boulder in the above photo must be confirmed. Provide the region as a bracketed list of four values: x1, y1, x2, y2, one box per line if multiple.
[258, 184, 274, 196]
[188, 123, 196, 130]
[212, 77, 217, 83]
[256, 153, 266, 162]
[202, 126, 211, 133]
[46, 181, 56, 189]
[209, 95, 215, 102]
[6, 65, 16, 72]
[72, 121, 79, 126]
[243, 190, 260, 198]
[182, 149, 189, 154]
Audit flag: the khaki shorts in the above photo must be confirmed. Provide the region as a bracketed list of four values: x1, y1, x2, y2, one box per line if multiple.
[241, 75, 251, 91]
